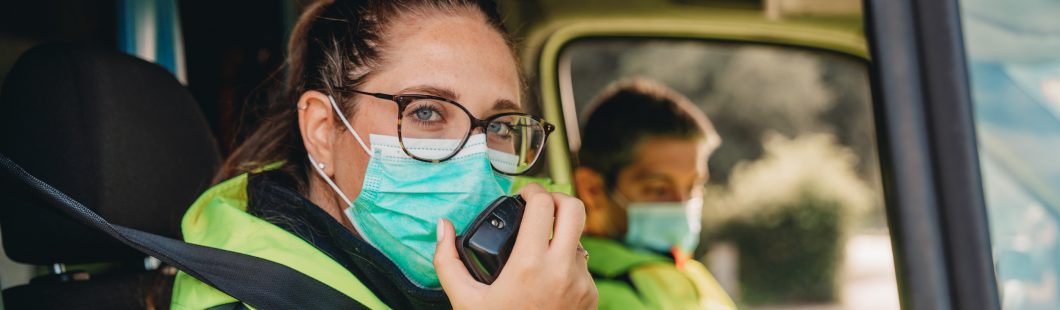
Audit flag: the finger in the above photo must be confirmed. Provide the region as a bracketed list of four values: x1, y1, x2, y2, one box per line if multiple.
[518, 182, 549, 199]
[584, 279, 600, 310]
[511, 183, 556, 256]
[434, 218, 480, 293]
[572, 242, 590, 274]
[572, 250, 598, 310]
[573, 246, 598, 310]
[547, 192, 587, 258]
[576, 243, 590, 262]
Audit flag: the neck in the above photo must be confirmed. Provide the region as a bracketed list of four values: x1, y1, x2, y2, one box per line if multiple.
[308, 177, 358, 233]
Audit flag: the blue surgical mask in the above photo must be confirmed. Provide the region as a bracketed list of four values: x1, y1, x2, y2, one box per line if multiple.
[613, 192, 703, 254]
[309, 96, 511, 288]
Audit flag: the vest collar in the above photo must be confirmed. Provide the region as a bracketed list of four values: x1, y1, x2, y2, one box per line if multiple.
[582, 236, 670, 278]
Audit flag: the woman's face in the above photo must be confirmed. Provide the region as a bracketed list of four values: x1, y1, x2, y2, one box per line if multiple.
[301, 11, 521, 215]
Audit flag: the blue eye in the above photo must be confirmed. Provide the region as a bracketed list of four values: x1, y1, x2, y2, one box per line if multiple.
[414, 108, 438, 121]
[488, 122, 512, 135]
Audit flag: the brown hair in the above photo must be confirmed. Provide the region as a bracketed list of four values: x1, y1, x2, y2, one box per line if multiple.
[578, 78, 721, 190]
[215, 0, 516, 192]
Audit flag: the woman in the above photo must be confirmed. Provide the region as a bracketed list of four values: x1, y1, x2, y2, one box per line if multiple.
[170, 0, 597, 308]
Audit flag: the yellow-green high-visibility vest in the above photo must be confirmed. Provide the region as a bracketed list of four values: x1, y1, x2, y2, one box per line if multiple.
[583, 236, 737, 310]
[170, 173, 388, 310]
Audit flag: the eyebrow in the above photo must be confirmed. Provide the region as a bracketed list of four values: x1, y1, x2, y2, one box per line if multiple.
[400, 85, 459, 101]
[637, 170, 701, 185]
[491, 99, 521, 113]
[635, 172, 673, 183]
[400, 84, 521, 113]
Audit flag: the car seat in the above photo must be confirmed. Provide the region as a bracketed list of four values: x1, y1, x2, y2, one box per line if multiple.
[0, 43, 220, 309]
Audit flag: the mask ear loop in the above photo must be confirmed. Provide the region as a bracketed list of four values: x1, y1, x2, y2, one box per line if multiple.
[327, 95, 372, 157]
[306, 153, 380, 251]
[302, 94, 372, 207]
[685, 196, 704, 233]
[307, 154, 353, 207]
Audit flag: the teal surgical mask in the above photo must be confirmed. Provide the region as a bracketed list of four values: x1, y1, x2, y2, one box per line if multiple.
[309, 96, 511, 288]
[613, 192, 703, 254]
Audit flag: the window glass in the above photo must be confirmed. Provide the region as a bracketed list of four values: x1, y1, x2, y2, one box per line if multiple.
[561, 39, 898, 309]
[960, 0, 1060, 309]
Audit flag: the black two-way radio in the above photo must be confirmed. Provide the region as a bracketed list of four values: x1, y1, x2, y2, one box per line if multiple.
[456, 195, 526, 284]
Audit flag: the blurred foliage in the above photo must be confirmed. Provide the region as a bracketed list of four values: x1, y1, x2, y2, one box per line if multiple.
[712, 196, 844, 304]
[701, 133, 873, 305]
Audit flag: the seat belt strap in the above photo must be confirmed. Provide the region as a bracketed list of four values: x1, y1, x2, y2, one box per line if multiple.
[0, 154, 369, 310]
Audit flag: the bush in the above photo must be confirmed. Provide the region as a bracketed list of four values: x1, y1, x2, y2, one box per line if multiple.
[710, 193, 846, 304]
[699, 133, 874, 306]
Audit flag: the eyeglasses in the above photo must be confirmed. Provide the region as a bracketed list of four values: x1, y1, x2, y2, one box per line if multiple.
[338, 89, 555, 175]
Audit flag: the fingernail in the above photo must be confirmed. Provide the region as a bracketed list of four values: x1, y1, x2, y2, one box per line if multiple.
[437, 219, 446, 242]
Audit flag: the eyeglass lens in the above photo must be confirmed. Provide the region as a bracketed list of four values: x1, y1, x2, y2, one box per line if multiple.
[398, 97, 546, 174]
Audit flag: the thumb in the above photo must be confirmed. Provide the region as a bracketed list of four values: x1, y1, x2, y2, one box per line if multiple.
[433, 218, 479, 293]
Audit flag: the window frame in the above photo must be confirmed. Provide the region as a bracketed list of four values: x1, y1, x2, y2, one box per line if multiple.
[865, 0, 1000, 309]
[529, 18, 869, 187]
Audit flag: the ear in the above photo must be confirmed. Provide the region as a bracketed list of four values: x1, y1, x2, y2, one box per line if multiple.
[298, 90, 338, 176]
[574, 167, 607, 212]
[697, 139, 715, 182]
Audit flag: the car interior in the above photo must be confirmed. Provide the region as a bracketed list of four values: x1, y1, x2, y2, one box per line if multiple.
[3, 0, 1057, 309]
[0, 0, 897, 309]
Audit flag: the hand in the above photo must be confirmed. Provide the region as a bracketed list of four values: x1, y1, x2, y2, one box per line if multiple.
[433, 183, 598, 309]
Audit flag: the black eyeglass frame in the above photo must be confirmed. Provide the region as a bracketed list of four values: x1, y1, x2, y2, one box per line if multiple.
[335, 89, 556, 175]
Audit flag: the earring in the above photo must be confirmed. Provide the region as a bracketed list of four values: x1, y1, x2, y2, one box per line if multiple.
[298, 104, 307, 110]
[317, 162, 326, 169]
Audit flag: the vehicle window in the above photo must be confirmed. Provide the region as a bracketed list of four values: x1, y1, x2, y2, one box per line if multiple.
[560, 39, 898, 309]
[959, 0, 1060, 308]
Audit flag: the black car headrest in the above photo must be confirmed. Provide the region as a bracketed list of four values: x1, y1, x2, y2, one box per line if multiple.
[0, 44, 221, 264]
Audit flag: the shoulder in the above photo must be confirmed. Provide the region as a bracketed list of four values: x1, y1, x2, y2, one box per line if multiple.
[595, 278, 650, 310]
[582, 236, 736, 309]
[171, 174, 389, 309]
[582, 236, 669, 278]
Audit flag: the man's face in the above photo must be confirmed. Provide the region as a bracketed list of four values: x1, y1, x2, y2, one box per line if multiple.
[614, 137, 711, 203]
[575, 135, 713, 238]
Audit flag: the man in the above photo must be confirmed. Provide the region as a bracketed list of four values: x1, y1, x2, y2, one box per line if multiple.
[575, 79, 735, 309]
